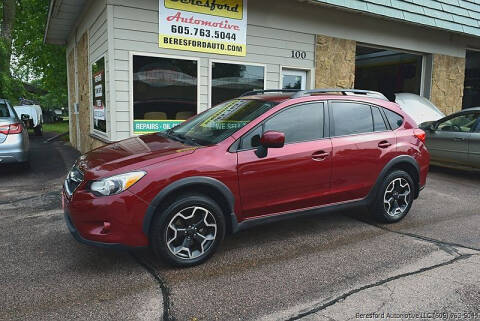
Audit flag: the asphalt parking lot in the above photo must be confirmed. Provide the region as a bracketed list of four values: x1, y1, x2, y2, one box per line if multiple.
[1, 135, 479, 321]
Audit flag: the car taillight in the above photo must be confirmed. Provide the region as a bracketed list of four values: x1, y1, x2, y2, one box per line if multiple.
[414, 129, 426, 143]
[0, 125, 9, 135]
[0, 123, 23, 135]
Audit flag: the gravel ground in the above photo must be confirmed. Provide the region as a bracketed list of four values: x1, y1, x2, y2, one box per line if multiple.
[1, 134, 479, 321]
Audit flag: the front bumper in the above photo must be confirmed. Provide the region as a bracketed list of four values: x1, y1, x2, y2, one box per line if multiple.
[62, 188, 149, 248]
[64, 209, 130, 250]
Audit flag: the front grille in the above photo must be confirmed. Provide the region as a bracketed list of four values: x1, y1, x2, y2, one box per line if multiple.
[65, 165, 84, 196]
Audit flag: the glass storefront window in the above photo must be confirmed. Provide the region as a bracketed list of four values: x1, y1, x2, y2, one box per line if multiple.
[133, 55, 197, 134]
[211, 62, 265, 106]
[92, 57, 107, 133]
[463, 50, 480, 109]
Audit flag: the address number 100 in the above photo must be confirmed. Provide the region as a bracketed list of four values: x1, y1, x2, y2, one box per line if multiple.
[291, 50, 307, 59]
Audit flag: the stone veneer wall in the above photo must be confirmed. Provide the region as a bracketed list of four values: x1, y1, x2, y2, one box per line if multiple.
[430, 54, 466, 115]
[69, 32, 105, 153]
[315, 35, 356, 88]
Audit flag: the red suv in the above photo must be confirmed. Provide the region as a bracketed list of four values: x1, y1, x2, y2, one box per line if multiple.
[63, 89, 429, 267]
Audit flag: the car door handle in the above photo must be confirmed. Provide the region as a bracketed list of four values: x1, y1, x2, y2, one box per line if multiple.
[453, 137, 465, 141]
[378, 141, 392, 148]
[312, 151, 329, 161]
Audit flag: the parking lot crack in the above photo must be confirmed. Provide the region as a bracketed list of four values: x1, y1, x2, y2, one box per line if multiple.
[285, 254, 473, 321]
[0, 195, 37, 205]
[354, 218, 480, 254]
[130, 251, 174, 321]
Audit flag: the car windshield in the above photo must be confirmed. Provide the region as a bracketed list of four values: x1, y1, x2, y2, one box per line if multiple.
[164, 99, 278, 146]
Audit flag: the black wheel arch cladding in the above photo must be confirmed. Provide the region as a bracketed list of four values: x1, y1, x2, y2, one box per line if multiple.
[142, 176, 236, 236]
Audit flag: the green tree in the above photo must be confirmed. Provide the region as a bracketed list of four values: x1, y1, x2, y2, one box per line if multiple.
[1, 0, 67, 108]
[0, 0, 21, 99]
[13, 0, 67, 108]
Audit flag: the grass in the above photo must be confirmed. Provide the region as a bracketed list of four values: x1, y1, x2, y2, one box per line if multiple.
[42, 121, 69, 135]
[28, 121, 70, 142]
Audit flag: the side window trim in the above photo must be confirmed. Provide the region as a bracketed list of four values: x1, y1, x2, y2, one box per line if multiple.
[236, 101, 326, 152]
[377, 105, 393, 130]
[371, 104, 391, 132]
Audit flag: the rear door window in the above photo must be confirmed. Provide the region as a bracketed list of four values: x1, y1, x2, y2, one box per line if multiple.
[0, 103, 10, 118]
[331, 102, 373, 136]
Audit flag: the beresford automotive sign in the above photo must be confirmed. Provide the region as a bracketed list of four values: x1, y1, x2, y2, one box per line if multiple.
[159, 0, 247, 56]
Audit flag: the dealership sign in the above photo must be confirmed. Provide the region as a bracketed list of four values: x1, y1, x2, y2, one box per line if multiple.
[92, 62, 106, 121]
[134, 120, 184, 134]
[159, 0, 247, 56]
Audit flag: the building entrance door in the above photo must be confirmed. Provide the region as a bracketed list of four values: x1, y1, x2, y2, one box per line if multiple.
[282, 69, 307, 90]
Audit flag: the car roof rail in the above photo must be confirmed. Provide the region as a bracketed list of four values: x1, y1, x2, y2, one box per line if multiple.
[240, 89, 301, 97]
[291, 89, 389, 100]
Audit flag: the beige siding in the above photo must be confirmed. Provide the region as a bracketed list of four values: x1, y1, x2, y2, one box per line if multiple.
[93, 0, 477, 142]
[110, 0, 315, 140]
[88, 6, 110, 139]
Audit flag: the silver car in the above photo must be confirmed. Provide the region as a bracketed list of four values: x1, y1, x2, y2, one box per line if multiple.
[0, 99, 30, 165]
[420, 107, 480, 170]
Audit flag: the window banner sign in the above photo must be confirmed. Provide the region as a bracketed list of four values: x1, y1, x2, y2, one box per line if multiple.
[134, 120, 184, 134]
[159, 0, 247, 57]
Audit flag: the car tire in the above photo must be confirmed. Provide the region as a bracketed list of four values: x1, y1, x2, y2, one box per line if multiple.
[19, 160, 30, 170]
[150, 194, 226, 267]
[34, 125, 43, 136]
[371, 170, 415, 223]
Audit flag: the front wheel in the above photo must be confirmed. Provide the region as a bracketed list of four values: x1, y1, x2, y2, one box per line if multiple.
[371, 170, 415, 223]
[150, 194, 225, 267]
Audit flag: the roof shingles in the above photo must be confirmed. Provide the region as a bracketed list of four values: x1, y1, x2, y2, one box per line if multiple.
[313, 0, 480, 37]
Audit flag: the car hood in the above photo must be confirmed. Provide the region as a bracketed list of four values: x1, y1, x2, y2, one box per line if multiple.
[77, 134, 200, 179]
[395, 93, 445, 125]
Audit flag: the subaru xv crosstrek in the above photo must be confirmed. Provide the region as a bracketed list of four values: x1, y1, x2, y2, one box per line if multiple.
[63, 89, 429, 267]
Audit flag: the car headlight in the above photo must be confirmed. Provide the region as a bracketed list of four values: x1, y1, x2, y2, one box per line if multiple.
[90, 171, 146, 196]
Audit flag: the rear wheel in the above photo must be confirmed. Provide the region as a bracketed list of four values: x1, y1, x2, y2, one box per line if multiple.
[150, 194, 225, 267]
[34, 125, 43, 136]
[371, 170, 414, 223]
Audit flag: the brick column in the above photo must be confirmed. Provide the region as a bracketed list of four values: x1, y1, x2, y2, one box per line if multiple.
[315, 35, 356, 89]
[430, 54, 465, 115]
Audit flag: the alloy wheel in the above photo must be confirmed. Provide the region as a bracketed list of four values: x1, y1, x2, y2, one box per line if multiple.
[383, 178, 411, 217]
[165, 206, 217, 260]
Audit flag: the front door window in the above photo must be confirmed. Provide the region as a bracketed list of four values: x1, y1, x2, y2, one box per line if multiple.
[437, 113, 478, 133]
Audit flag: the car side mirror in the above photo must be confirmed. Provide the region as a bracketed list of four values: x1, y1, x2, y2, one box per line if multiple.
[260, 131, 285, 148]
[420, 121, 436, 132]
[21, 114, 29, 121]
[255, 131, 285, 158]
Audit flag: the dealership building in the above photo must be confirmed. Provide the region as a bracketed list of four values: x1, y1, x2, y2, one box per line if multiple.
[45, 0, 480, 153]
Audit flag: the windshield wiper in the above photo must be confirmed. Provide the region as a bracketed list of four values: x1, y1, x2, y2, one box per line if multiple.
[175, 133, 202, 146]
[161, 130, 201, 146]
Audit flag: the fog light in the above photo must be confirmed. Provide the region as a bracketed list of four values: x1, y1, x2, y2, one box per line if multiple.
[101, 221, 111, 234]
